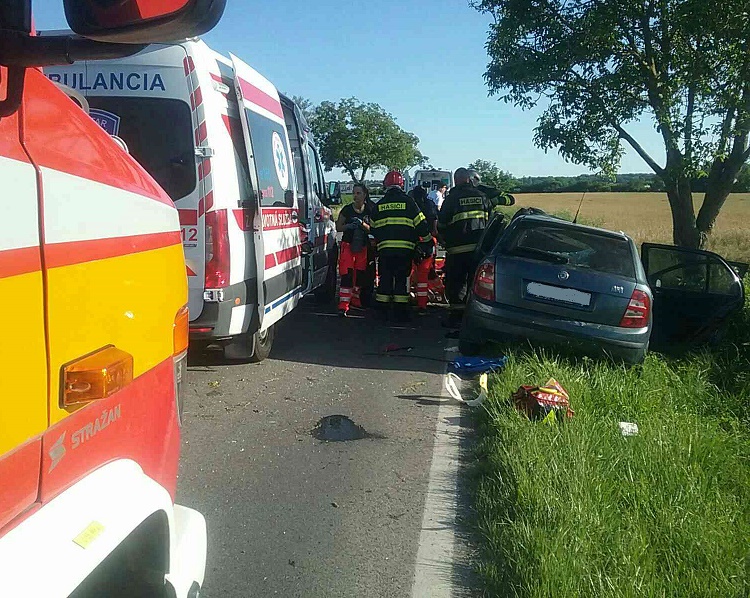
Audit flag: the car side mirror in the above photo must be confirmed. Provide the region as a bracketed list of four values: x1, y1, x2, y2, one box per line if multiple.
[63, 0, 226, 43]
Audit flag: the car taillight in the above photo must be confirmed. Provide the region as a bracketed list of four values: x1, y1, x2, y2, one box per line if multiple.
[205, 209, 229, 288]
[473, 261, 495, 301]
[619, 289, 650, 328]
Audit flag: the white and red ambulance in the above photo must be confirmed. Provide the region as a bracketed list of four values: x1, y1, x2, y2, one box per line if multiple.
[46, 40, 339, 361]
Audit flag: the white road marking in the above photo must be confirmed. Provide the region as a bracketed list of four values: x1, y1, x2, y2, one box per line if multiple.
[411, 345, 464, 597]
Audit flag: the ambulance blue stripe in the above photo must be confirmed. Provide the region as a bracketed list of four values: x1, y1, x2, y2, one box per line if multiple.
[264, 286, 302, 314]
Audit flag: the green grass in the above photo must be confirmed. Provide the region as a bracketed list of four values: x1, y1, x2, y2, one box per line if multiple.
[473, 281, 750, 597]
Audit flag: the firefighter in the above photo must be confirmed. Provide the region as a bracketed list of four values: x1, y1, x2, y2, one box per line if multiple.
[370, 170, 431, 322]
[467, 168, 516, 206]
[438, 167, 515, 326]
[336, 183, 372, 316]
[410, 184, 438, 314]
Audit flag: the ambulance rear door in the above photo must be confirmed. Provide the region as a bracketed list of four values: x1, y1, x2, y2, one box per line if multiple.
[45, 44, 205, 319]
[231, 54, 302, 331]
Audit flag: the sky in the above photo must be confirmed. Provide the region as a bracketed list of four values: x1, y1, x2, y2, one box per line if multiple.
[33, 0, 665, 181]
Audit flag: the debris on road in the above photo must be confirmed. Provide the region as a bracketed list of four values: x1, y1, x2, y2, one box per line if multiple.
[619, 421, 639, 436]
[444, 372, 488, 407]
[448, 356, 508, 378]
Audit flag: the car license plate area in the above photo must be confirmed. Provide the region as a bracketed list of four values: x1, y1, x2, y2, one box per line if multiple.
[526, 282, 592, 307]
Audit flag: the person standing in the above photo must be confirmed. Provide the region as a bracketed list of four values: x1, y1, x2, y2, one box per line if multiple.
[370, 170, 431, 322]
[410, 185, 438, 314]
[438, 167, 514, 326]
[335, 183, 372, 317]
[427, 182, 448, 210]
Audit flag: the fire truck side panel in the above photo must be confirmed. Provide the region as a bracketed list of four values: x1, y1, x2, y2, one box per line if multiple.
[0, 109, 48, 530]
[16, 70, 186, 498]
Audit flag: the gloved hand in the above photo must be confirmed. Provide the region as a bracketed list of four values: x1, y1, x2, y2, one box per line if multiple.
[414, 240, 434, 262]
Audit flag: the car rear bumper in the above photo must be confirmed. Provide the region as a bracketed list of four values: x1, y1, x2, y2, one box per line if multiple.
[461, 297, 650, 363]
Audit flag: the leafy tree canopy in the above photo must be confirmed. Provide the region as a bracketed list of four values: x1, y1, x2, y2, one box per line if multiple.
[468, 159, 517, 192]
[309, 98, 427, 183]
[289, 95, 315, 123]
[474, 0, 750, 248]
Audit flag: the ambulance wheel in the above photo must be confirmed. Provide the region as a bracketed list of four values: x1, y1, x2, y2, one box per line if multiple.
[224, 325, 275, 362]
[315, 249, 339, 303]
[250, 325, 275, 362]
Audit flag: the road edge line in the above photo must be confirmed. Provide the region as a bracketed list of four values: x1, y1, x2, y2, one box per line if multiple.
[410, 345, 462, 597]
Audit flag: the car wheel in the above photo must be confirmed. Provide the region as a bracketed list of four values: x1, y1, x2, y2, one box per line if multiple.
[459, 338, 482, 356]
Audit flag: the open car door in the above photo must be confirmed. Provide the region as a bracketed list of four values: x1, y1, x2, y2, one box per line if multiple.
[641, 243, 746, 349]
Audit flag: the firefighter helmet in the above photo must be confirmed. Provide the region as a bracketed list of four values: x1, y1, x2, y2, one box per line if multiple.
[467, 169, 482, 186]
[383, 170, 405, 189]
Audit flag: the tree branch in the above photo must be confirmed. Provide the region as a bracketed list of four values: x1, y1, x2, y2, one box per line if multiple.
[684, 83, 695, 162]
[717, 107, 736, 156]
[614, 123, 666, 177]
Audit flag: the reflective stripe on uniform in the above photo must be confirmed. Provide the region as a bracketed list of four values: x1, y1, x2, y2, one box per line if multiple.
[375, 293, 391, 303]
[377, 240, 416, 251]
[449, 210, 487, 225]
[446, 243, 477, 254]
[392, 295, 410, 304]
[413, 212, 426, 226]
[370, 217, 415, 228]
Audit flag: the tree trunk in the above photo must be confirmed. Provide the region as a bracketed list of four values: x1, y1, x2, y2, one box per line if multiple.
[665, 177, 701, 249]
[696, 156, 742, 246]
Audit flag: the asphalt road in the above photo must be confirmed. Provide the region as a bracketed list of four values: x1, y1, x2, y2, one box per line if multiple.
[177, 297, 471, 597]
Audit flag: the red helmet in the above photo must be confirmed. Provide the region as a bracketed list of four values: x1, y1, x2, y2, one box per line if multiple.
[383, 170, 405, 189]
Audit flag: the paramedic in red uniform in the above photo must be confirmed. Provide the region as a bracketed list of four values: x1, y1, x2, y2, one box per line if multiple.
[410, 185, 438, 314]
[336, 183, 373, 316]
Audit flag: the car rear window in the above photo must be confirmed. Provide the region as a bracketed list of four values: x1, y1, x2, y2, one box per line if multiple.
[504, 223, 636, 278]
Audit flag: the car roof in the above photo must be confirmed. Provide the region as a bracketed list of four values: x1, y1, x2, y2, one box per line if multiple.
[513, 214, 634, 242]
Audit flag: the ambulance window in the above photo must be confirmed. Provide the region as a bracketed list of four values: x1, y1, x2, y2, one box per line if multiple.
[244, 108, 294, 208]
[307, 144, 323, 201]
[86, 97, 196, 200]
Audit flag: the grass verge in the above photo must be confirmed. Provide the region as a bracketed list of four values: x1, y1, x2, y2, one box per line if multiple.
[472, 281, 750, 597]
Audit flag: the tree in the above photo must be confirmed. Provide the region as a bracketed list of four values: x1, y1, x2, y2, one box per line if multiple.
[290, 95, 315, 123]
[467, 159, 517, 192]
[309, 98, 427, 183]
[474, 0, 750, 248]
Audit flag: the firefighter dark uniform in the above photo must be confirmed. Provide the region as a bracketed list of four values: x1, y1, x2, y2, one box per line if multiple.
[438, 177, 514, 320]
[370, 176, 431, 319]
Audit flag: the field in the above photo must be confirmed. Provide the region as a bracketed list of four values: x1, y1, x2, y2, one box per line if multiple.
[471, 193, 750, 596]
[512, 192, 750, 263]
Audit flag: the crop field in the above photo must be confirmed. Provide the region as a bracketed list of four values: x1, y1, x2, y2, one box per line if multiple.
[513, 192, 750, 263]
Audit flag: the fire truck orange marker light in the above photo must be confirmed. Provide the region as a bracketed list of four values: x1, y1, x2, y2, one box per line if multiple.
[73, 521, 105, 549]
[174, 305, 190, 355]
[62, 347, 133, 408]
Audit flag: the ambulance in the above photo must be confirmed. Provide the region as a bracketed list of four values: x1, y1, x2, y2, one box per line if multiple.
[46, 40, 339, 361]
[408, 168, 454, 193]
[0, 0, 224, 596]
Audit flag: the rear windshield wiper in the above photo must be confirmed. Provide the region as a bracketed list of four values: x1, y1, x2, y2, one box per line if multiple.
[508, 246, 569, 264]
